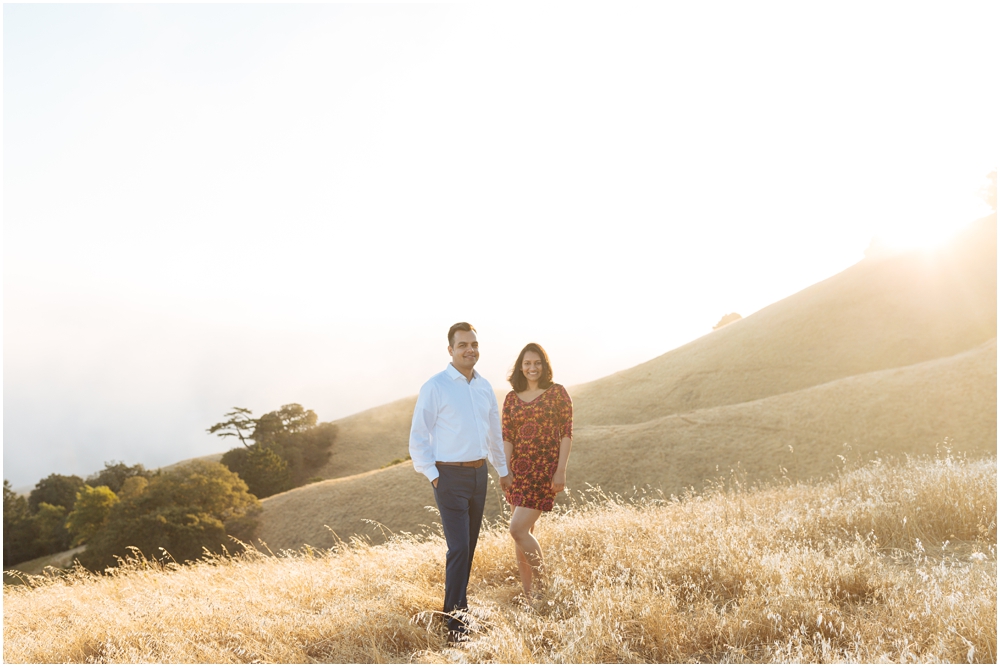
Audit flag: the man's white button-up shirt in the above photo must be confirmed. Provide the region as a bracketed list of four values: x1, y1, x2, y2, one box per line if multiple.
[409, 364, 509, 483]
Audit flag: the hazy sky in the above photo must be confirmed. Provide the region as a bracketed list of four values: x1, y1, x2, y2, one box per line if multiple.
[4, 2, 997, 489]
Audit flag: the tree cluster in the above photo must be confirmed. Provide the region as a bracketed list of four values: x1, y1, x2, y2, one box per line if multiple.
[3, 462, 152, 568]
[76, 461, 260, 571]
[210, 404, 337, 498]
[4, 402, 333, 572]
[4, 460, 261, 573]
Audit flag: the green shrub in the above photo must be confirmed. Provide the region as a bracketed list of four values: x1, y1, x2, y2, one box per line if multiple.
[65, 485, 119, 547]
[78, 461, 261, 571]
[221, 445, 292, 499]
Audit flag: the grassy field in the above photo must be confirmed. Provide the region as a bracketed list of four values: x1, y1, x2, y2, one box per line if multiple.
[4, 454, 995, 663]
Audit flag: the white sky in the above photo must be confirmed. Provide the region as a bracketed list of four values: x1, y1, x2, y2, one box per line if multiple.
[3, 2, 997, 488]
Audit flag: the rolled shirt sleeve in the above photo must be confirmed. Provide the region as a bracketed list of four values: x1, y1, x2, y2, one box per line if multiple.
[409, 381, 440, 483]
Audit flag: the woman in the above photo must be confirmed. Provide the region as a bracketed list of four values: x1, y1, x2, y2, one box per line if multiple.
[502, 342, 573, 599]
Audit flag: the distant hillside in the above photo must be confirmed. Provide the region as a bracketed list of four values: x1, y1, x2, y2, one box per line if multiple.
[258, 340, 996, 550]
[570, 215, 996, 426]
[159, 452, 224, 471]
[300, 216, 996, 481]
[311, 396, 416, 480]
[568, 337, 996, 495]
[240, 216, 1000, 550]
[310, 390, 508, 480]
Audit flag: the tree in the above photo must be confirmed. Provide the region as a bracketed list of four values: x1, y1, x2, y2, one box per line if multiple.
[252, 404, 318, 444]
[280, 422, 338, 485]
[251, 404, 336, 485]
[713, 313, 742, 330]
[65, 485, 119, 547]
[4, 480, 42, 568]
[28, 473, 85, 514]
[210, 404, 337, 492]
[78, 460, 261, 571]
[119, 476, 149, 499]
[207, 407, 257, 446]
[33, 503, 72, 554]
[220, 445, 292, 499]
[86, 461, 151, 495]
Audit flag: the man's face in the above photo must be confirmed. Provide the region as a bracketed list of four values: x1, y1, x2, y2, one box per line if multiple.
[449, 329, 479, 373]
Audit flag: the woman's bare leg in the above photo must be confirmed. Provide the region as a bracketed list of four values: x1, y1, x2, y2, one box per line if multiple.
[513, 524, 535, 595]
[509, 506, 543, 596]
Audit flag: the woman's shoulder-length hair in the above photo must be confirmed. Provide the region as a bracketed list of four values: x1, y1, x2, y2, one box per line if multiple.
[508, 342, 554, 392]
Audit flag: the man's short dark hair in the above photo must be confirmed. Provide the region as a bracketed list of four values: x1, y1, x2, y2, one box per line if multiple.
[448, 322, 477, 347]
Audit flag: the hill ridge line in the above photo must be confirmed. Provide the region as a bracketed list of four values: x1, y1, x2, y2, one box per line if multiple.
[575, 337, 998, 432]
[261, 336, 997, 506]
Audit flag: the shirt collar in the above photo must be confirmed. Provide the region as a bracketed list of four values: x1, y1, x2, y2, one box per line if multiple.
[446, 363, 479, 382]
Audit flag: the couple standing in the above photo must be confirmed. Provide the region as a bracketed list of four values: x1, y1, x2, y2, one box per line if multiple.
[409, 322, 573, 643]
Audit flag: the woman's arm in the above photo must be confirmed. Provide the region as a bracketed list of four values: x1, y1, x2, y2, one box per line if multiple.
[501, 439, 515, 491]
[500, 392, 516, 492]
[552, 385, 573, 493]
[551, 436, 572, 493]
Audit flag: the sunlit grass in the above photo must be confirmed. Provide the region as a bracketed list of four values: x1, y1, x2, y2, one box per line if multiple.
[4, 453, 995, 663]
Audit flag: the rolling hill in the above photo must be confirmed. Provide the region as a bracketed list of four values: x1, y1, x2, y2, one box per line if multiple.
[570, 217, 996, 426]
[308, 216, 996, 483]
[254, 216, 997, 551]
[257, 338, 996, 550]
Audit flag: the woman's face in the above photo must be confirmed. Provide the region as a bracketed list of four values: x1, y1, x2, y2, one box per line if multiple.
[521, 351, 544, 384]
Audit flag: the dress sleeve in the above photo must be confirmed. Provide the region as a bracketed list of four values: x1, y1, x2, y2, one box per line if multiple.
[557, 385, 573, 440]
[502, 392, 515, 443]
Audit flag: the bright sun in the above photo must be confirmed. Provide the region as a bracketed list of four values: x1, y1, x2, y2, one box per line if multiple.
[867, 191, 993, 256]
[874, 223, 960, 253]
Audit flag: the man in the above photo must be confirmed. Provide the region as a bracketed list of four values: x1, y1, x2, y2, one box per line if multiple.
[409, 322, 512, 643]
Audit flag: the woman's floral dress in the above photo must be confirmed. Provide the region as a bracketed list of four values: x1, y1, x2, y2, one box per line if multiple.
[502, 384, 573, 511]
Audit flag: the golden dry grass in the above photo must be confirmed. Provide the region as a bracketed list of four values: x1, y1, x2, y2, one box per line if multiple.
[4, 454, 995, 663]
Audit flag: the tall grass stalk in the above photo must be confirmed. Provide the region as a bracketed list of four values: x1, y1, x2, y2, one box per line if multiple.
[4, 454, 995, 663]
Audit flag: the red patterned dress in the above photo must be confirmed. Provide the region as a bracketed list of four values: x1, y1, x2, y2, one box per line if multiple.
[502, 384, 573, 511]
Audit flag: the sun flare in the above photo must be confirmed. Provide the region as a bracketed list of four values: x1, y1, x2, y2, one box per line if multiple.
[872, 225, 957, 254]
[868, 196, 992, 257]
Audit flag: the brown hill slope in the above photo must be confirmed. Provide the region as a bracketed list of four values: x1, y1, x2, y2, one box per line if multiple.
[310, 216, 996, 480]
[313, 391, 509, 480]
[571, 216, 996, 426]
[258, 338, 996, 550]
[317, 396, 418, 478]
[571, 337, 996, 494]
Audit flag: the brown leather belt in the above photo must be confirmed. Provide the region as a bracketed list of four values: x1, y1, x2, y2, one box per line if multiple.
[436, 459, 485, 468]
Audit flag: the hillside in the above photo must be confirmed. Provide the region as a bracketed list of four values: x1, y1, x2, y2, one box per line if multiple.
[313, 396, 419, 479]
[258, 339, 996, 550]
[307, 215, 996, 481]
[569, 337, 996, 494]
[571, 216, 996, 426]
